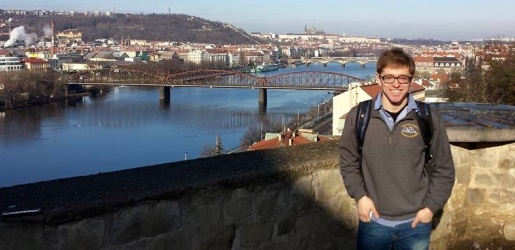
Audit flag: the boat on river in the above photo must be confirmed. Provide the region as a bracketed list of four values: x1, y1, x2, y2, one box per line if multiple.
[245, 63, 279, 73]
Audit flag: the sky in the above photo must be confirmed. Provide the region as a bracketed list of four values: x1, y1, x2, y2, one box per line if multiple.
[2, 0, 515, 41]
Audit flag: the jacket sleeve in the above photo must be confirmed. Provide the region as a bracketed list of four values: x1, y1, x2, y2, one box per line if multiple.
[339, 107, 367, 202]
[423, 110, 456, 213]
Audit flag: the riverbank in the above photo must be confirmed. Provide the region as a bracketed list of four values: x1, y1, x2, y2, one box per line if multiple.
[0, 92, 90, 112]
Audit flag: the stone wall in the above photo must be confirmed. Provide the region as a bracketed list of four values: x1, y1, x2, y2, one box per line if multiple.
[445, 142, 515, 249]
[0, 140, 514, 249]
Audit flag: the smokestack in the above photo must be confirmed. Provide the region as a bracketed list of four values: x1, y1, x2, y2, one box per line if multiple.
[51, 19, 56, 56]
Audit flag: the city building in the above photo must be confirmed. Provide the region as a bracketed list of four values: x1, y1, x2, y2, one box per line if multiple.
[433, 57, 463, 74]
[205, 49, 229, 65]
[0, 57, 23, 71]
[414, 56, 463, 74]
[57, 29, 82, 44]
[23, 58, 51, 71]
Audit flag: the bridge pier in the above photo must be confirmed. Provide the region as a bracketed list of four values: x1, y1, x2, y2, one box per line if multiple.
[159, 86, 170, 101]
[258, 88, 267, 110]
[361, 64, 366, 68]
[341, 64, 346, 68]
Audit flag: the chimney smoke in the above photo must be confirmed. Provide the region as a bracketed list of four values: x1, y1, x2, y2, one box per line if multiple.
[50, 19, 56, 56]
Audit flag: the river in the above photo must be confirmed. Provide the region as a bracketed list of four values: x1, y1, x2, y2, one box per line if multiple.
[0, 62, 376, 188]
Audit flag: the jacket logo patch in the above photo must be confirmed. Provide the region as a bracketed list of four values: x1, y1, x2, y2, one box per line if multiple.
[401, 124, 419, 138]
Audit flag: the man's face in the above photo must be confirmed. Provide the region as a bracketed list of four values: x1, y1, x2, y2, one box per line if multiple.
[377, 66, 412, 109]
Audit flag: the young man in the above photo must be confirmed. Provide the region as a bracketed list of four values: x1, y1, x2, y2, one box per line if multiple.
[339, 48, 455, 249]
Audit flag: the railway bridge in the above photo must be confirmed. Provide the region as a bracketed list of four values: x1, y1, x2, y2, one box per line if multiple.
[66, 69, 365, 109]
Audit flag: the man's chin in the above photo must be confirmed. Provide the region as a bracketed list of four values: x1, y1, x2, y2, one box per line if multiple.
[385, 94, 407, 106]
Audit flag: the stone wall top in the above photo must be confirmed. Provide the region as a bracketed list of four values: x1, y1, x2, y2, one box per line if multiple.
[0, 141, 340, 225]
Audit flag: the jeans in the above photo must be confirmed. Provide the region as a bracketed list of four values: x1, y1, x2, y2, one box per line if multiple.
[357, 220, 432, 250]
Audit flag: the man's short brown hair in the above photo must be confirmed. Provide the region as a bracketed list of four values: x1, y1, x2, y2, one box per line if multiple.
[376, 47, 416, 75]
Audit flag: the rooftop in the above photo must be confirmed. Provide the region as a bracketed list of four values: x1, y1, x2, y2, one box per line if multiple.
[432, 102, 515, 142]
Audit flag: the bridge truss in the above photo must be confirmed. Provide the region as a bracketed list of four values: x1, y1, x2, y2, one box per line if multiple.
[67, 69, 365, 91]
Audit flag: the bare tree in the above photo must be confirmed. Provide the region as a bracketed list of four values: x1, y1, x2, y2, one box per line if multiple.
[240, 119, 283, 147]
[444, 42, 515, 105]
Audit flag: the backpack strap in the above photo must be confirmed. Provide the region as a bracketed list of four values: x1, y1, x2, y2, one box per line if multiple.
[415, 101, 433, 163]
[355, 99, 373, 155]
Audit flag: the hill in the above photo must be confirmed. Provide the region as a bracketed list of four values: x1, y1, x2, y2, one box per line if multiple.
[1, 12, 262, 45]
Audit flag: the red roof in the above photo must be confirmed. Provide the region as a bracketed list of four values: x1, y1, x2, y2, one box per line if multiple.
[205, 49, 227, 54]
[23, 58, 49, 63]
[248, 130, 328, 151]
[413, 56, 434, 63]
[0, 50, 12, 56]
[361, 83, 382, 97]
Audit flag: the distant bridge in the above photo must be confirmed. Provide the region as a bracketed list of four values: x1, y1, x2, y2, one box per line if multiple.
[287, 56, 378, 68]
[66, 69, 364, 90]
[66, 69, 365, 109]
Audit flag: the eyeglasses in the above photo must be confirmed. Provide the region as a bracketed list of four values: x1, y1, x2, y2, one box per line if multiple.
[380, 75, 412, 84]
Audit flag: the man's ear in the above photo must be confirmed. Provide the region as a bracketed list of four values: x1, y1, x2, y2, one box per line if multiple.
[376, 73, 382, 86]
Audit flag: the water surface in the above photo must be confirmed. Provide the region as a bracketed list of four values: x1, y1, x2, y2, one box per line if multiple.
[0, 62, 376, 187]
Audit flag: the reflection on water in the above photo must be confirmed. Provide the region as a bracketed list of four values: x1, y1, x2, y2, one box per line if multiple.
[0, 62, 376, 187]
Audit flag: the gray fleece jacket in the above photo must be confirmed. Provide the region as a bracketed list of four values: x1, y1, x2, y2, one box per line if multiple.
[339, 96, 455, 221]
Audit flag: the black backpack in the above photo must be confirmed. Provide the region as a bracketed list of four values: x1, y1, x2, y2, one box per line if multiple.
[355, 99, 433, 163]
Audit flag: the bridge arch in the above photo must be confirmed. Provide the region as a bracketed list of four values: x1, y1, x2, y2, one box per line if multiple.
[288, 56, 378, 68]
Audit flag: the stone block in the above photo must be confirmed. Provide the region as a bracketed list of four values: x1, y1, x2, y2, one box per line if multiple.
[334, 195, 359, 230]
[110, 200, 182, 245]
[198, 226, 236, 250]
[466, 217, 502, 240]
[474, 173, 495, 187]
[500, 170, 515, 188]
[224, 188, 253, 223]
[294, 208, 332, 231]
[487, 189, 515, 209]
[0, 224, 48, 250]
[470, 148, 499, 169]
[292, 174, 315, 200]
[56, 218, 105, 249]
[446, 184, 467, 211]
[451, 146, 471, 185]
[187, 188, 226, 206]
[320, 193, 353, 224]
[184, 198, 223, 230]
[467, 188, 485, 205]
[240, 222, 273, 248]
[254, 184, 288, 217]
[314, 169, 345, 202]
[504, 220, 515, 241]
[277, 216, 294, 236]
[149, 229, 194, 250]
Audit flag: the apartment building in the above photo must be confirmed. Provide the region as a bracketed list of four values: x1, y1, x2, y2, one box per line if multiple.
[414, 56, 463, 74]
[0, 57, 23, 72]
[23, 58, 51, 71]
[205, 49, 229, 65]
